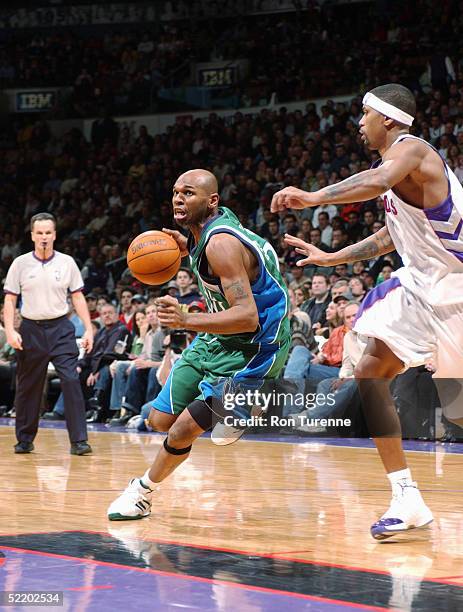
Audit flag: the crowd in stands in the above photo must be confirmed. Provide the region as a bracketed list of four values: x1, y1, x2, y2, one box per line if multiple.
[0, 1, 462, 115]
[1, 79, 463, 432]
[1, 1, 463, 439]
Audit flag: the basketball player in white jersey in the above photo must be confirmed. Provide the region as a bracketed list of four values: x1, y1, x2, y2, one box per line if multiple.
[271, 83, 463, 540]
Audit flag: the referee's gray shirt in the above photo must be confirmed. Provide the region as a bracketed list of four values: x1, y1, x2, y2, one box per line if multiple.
[4, 251, 84, 320]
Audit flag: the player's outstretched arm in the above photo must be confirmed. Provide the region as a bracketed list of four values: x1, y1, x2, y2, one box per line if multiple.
[271, 140, 423, 212]
[156, 234, 259, 335]
[285, 226, 395, 267]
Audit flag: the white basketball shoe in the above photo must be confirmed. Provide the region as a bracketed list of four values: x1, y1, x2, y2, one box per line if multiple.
[211, 420, 247, 446]
[371, 482, 433, 540]
[211, 405, 265, 446]
[107, 478, 153, 521]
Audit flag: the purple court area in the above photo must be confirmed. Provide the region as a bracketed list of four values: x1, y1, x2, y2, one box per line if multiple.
[0, 548, 373, 612]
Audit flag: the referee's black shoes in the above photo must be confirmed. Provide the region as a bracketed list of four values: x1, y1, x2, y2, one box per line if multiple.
[70, 441, 93, 455]
[14, 441, 34, 454]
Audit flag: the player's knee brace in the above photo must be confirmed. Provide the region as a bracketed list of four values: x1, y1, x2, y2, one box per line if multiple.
[187, 399, 219, 431]
[163, 438, 192, 455]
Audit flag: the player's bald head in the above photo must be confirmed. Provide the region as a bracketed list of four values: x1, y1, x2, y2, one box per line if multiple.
[176, 169, 218, 195]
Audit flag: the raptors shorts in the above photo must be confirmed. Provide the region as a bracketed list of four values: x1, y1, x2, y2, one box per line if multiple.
[354, 277, 463, 379]
[152, 334, 290, 416]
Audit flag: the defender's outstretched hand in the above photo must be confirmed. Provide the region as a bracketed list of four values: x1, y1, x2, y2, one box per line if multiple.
[162, 228, 189, 257]
[284, 234, 334, 267]
[271, 187, 317, 212]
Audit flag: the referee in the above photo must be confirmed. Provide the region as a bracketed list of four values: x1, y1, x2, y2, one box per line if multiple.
[3, 213, 94, 455]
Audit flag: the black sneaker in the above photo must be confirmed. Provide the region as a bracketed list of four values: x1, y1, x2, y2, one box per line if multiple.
[88, 392, 104, 411]
[70, 441, 92, 455]
[42, 411, 65, 421]
[86, 409, 104, 423]
[109, 410, 135, 427]
[14, 441, 34, 454]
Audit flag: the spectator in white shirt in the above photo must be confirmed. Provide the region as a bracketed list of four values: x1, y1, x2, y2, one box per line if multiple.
[317, 211, 333, 246]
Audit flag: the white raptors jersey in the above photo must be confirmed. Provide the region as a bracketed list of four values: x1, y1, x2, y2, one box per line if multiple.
[381, 134, 463, 306]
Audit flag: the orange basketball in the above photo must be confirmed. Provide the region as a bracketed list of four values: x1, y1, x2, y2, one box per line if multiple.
[127, 230, 181, 285]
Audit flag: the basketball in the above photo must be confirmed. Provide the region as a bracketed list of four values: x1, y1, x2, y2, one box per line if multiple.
[127, 230, 181, 285]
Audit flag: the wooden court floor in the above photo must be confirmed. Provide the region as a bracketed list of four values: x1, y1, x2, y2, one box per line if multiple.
[0, 423, 462, 611]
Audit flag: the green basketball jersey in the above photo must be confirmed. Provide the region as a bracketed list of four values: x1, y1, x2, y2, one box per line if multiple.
[188, 207, 290, 349]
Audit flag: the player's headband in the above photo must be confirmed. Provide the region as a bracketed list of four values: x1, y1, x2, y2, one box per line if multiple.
[362, 92, 414, 126]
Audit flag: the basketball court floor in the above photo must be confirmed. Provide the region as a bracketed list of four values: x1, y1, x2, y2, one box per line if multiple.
[0, 420, 462, 611]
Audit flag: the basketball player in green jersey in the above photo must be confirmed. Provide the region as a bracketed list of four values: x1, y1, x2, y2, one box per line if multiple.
[108, 169, 291, 520]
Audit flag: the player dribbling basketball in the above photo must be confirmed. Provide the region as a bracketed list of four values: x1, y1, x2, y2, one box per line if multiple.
[108, 169, 291, 521]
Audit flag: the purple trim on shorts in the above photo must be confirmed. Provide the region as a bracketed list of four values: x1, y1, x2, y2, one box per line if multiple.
[424, 194, 454, 222]
[3, 289, 19, 296]
[355, 277, 401, 322]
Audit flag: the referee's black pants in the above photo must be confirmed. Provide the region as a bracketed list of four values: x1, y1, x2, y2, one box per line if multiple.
[15, 316, 88, 444]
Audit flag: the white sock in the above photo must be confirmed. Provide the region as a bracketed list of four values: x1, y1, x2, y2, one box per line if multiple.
[387, 468, 414, 491]
[140, 470, 157, 492]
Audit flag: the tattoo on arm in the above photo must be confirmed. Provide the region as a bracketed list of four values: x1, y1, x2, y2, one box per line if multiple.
[318, 168, 390, 205]
[223, 280, 249, 300]
[322, 173, 368, 200]
[342, 227, 395, 264]
[348, 241, 380, 261]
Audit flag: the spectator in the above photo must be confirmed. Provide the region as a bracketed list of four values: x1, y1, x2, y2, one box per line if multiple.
[312, 203, 339, 227]
[316, 211, 333, 246]
[308, 227, 331, 253]
[85, 293, 100, 320]
[78, 303, 130, 422]
[333, 291, 351, 321]
[175, 268, 203, 307]
[106, 307, 152, 421]
[295, 302, 364, 430]
[427, 48, 456, 92]
[314, 300, 342, 340]
[118, 287, 136, 332]
[304, 302, 353, 389]
[81, 253, 114, 295]
[281, 287, 317, 414]
[331, 228, 349, 251]
[109, 302, 166, 426]
[362, 209, 377, 237]
[348, 277, 367, 302]
[376, 263, 395, 285]
[300, 273, 331, 328]
[288, 263, 306, 290]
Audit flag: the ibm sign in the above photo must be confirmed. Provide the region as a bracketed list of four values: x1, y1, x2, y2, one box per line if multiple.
[16, 91, 56, 112]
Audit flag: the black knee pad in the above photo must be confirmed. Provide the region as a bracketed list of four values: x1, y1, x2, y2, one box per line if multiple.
[187, 399, 219, 432]
[163, 438, 191, 455]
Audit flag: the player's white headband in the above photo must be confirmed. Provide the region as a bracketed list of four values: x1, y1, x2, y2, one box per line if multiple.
[362, 92, 414, 126]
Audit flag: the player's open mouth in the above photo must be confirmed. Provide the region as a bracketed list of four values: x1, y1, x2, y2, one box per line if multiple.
[174, 209, 187, 220]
